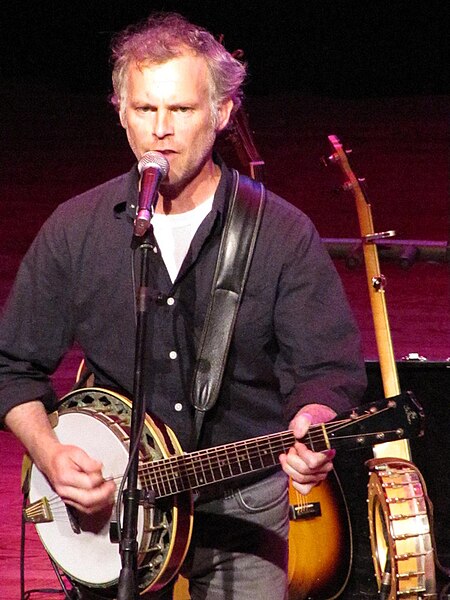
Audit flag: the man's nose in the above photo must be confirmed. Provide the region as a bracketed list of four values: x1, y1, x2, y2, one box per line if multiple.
[153, 110, 173, 138]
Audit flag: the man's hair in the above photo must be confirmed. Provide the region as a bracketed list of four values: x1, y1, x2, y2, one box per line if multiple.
[110, 12, 247, 126]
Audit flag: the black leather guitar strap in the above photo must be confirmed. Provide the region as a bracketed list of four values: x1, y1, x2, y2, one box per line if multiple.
[191, 169, 266, 446]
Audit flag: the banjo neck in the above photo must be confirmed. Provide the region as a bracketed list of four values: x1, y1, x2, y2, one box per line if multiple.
[327, 135, 409, 460]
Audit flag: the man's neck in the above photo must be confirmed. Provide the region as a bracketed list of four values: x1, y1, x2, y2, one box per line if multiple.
[156, 160, 221, 215]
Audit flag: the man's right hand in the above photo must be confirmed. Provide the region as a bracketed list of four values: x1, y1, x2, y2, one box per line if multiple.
[41, 442, 116, 514]
[5, 400, 115, 514]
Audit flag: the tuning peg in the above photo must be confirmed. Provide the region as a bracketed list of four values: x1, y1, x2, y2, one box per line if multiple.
[372, 275, 387, 292]
[326, 152, 339, 165]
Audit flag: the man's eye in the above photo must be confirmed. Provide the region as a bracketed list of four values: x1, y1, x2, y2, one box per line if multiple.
[136, 106, 153, 112]
[176, 107, 190, 113]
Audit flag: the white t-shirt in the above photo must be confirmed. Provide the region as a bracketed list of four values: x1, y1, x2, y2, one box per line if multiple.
[151, 197, 214, 282]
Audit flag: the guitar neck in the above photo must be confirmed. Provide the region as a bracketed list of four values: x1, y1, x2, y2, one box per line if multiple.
[140, 428, 325, 499]
[138, 390, 422, 499]
[327, 135, 411, 461]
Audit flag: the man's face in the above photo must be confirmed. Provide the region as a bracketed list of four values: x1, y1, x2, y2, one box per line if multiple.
[119, 54, 232, 195]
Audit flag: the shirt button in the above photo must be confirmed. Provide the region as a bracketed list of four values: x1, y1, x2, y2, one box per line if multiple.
[174, 403, 183, 412]
[169, 350, 178, 360]
[167, 297, 175, 306]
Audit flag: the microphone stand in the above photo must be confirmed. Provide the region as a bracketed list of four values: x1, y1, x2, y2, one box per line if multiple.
[117, 227, 155, 600]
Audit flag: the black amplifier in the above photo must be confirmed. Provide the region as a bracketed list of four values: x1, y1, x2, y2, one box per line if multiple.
[335, 359, 450, 598]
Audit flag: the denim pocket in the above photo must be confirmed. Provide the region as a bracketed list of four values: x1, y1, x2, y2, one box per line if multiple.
[236, 471, 288, 514]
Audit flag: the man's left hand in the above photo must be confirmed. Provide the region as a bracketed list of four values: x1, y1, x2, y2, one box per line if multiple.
[279, 403, 337, 495]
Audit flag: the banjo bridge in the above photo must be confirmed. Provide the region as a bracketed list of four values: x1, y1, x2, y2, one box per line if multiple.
[23, 497, 53, 524]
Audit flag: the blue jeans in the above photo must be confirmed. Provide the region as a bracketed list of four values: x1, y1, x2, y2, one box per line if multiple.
[147, 470, 289, 600]
[78, 471, 289, 600]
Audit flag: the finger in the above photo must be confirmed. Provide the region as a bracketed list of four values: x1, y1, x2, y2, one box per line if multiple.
[290, 413, 312, 439]
[69, 446, 104, 475]
[57, 447, 107, 489]
[280, 452, 331, 482]
[280, 446, 334, 480]
[290, 479, 319, 497]
[280, 459, 328, 498]
[289, 443, 335, 471]
[58, 464, 104, 490]
[59, 479, 116, 514]
[298, 444, 335, 467]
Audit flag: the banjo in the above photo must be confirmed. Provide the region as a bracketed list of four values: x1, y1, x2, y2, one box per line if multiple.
[327, 135, 437, 598]
[23, 386, 423, 597]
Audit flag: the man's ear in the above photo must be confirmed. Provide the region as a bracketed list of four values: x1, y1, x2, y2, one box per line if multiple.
[216, 99, 234, 132]
[119, 105, 127, 129]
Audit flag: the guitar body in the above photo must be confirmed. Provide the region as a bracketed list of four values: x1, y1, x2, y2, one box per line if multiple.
[174, 476, 352, 600]
[173, 472, 352, 600]
[287, 473, 352, 600]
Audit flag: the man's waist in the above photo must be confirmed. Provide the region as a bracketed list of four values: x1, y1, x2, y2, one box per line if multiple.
[194, 465, 281, 505]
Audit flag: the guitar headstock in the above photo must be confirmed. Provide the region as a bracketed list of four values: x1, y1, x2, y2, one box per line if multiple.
[327, 134, 364, 194]
[324, 392, 424, 451]
[326, 134, 396, 243]
[328, 134, 347, 164]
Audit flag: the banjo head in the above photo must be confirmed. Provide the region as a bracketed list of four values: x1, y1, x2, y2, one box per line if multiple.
[27, 388, 193, 594]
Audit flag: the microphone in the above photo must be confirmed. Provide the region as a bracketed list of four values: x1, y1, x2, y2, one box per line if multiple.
[134, 151, 170, 237]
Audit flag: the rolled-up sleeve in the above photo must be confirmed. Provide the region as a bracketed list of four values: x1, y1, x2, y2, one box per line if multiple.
[0, 211, 74, 422]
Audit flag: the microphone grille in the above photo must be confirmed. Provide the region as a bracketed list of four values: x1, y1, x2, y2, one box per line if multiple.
[138, 151, 170, 179]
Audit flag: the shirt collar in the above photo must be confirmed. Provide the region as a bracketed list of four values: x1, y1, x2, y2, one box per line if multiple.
[114, 156, 234, 226]
[112, 165, 140, 221]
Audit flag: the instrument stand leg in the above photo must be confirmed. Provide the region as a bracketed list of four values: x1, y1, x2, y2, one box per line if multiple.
[20, 484, 75, 600]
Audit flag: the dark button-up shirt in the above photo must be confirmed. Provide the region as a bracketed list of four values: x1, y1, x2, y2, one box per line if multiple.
[0, 162, 366, 451]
